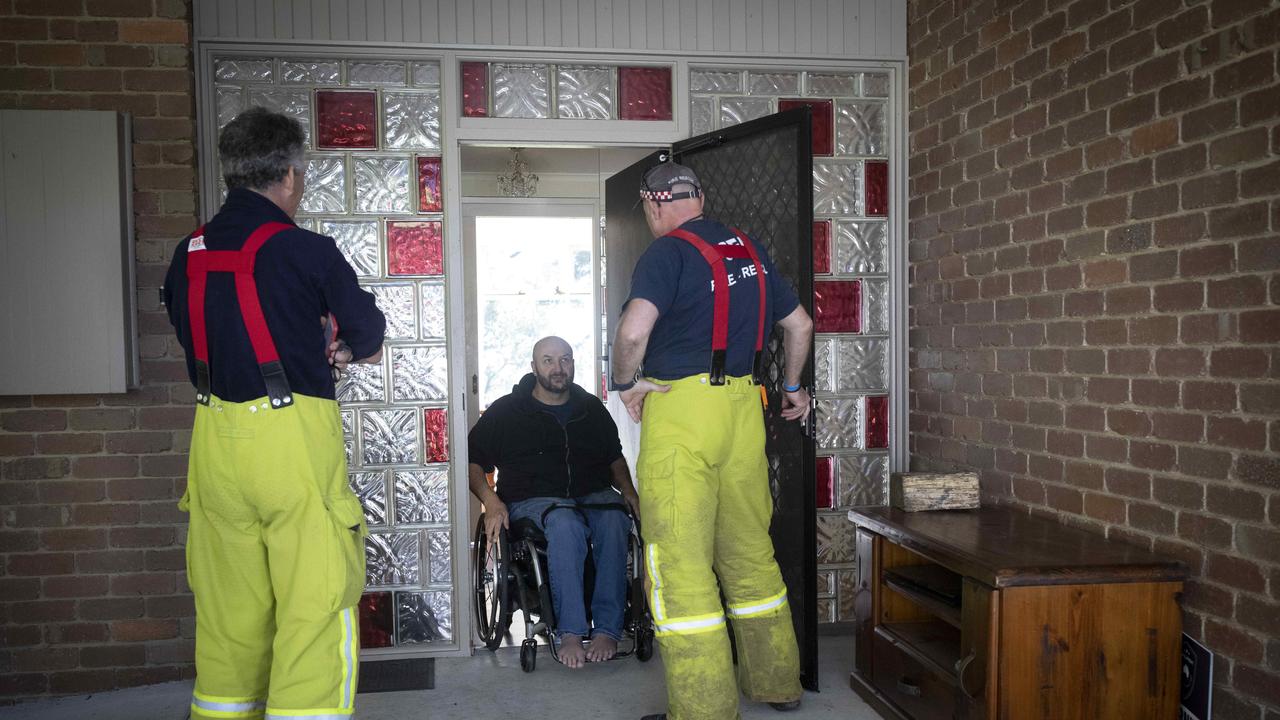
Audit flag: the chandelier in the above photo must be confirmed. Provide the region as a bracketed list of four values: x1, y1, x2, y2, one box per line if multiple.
[497, 147, 538, 197]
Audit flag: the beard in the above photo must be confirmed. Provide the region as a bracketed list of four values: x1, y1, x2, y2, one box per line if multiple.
[535, 369, 572, 394]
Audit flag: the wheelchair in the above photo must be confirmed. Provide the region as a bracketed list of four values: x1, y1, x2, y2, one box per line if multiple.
[472, 502, 655, 672]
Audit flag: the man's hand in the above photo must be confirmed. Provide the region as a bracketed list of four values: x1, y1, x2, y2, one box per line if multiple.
[483, 500, 509, 548]
[780, 387, 812, 423]
[328, 340, 354, 370]
[620, 379, 671, 423]
[621, 490, 641, 521]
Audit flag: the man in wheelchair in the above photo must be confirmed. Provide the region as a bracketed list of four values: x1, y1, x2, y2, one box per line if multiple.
[468, 336, 640, 668]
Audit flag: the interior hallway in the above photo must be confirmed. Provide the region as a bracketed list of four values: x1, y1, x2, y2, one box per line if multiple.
[0, 635, 877, 720]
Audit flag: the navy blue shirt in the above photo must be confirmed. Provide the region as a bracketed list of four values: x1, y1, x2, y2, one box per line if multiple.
[626, 217, 800, 380]
[533, 397, 576, 426]
[163, 189, 386, 403]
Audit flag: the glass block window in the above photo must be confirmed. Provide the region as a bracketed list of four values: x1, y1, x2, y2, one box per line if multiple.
[207, 55, 454, 653]
[691, 66, 895, 628]
[460, 62, 673, 122]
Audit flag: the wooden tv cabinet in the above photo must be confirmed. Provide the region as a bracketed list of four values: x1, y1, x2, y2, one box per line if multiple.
[846, 506, 1186, 720]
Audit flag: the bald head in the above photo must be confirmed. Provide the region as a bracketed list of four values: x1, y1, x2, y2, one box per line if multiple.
[530, 336, 574, 398]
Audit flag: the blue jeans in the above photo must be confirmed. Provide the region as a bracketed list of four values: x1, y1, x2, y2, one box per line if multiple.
[507, 488, 631, 641]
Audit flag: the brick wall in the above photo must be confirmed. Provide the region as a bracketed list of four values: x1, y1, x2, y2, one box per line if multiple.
[907, 0, 1278, 716]
[0, 0, 198, 701]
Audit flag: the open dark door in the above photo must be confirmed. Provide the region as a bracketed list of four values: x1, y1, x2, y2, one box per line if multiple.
[605, 109, 817, 691]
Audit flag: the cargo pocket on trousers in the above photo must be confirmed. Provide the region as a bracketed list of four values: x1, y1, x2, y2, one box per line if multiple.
[324, 492, 368, 613]
[638, 450, 678, 542]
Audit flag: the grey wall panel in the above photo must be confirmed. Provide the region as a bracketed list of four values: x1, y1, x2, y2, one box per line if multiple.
[194, 0, 906, 58]
[0, 110, 136, 395]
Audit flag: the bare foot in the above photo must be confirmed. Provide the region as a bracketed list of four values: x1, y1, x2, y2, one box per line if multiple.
[559, 634, 586, 669]
[586, 634, 618, 662]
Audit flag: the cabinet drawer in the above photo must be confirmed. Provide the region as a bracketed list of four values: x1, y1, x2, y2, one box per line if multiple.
[871, 631, 957, 720]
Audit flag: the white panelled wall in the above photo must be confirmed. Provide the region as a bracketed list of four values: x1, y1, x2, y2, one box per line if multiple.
[193, 0, 907, 661]
[195, 0, 906, 59]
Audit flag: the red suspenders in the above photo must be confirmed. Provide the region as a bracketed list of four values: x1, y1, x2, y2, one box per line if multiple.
[666, 227, 768, 386]
[185, 221, 296, 409]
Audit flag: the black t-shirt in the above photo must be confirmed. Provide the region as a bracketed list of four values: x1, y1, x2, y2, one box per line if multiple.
[533, 397, 575, 427]
[625, 217, 800, 380]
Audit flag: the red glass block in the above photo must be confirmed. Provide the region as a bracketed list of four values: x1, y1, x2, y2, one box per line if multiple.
[812, 220, 831, 275]
[865, 396, 889, 450]
[316, 90, 377, 149]
[387, 220, 443, 276]
[813, 280, 861, 333]
[618, 66, 672, 121]
[424, 408, 449, 464]
[461, 61, 489, 118]
[865, 160, 888, 217]
[816, 456, 835, 510]
[418, 156, 442, 213]
[779, 99, 834, 156]
[359, 592, 394, 648]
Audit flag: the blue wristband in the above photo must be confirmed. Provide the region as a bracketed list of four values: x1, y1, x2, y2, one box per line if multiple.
[783, 382, 802, 393]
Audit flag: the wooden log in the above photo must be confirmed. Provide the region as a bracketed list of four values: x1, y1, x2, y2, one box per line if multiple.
[890, 472, 980, 512]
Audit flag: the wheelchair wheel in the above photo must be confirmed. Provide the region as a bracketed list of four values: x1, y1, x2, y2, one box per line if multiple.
[520, 639, 537, 672]
[473, 515, 511, 651]
[635, 624, 654, 662]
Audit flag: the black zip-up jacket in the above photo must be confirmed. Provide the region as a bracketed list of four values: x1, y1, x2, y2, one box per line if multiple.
[467, 374, 623, 504]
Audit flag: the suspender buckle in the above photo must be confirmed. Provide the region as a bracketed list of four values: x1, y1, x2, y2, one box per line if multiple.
[260, 360, 294, 409]
[194, 360, 212, 406]
[709, 349, 727, 386]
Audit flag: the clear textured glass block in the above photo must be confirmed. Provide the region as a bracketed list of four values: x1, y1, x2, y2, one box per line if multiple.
[835, 338, 889, 392]
[690, 69, 741, 93]
[420, 283, 446, 340]
[337, 361, 386, 403]
[816, 513, 855, 563]
[294, 218, 316, 232]
[369, 284, 416, 340]
[214, 58, 272, 83]
[834, 221, 887, 274]
[492, 63, 550, 119]
[807, 72, 858, 97]
[838, 570, 858, 621]
[720, 97, 772, 128]
[411, 61, 441, 87]
[393, 469, 449, 524]
[300, 156, 347, 214]
[391, 346, 448, 401]
[397, 591, 452, 643]
[320, 220, 379, 278]
[341, 409, 355, 466]
[365, 532, 419, 586]
[316, 90, 377, 149]
[748, 71, 799, 95]
[215, 86, 242, 129]
[814, 337, 835, 394]
[349, 60, 407, 86]
[247, 87, 312, 145]
[817, 398, 864, 450]
[280, 59, 341, 84]
[427, 530, 451, 584]
[350, 471, 388, 526]
[816, 597, 836, 624]
[818, 569, 836, 597]
[354, 157, 411, 214]
[839, 453, 888, 507]
[863, 278, 890, 334]
[557, 65, 613, 119]
[383, 92, 441, 151]
[361, 409, 419, 466]
[691, 96, 714, 136]
[813, 161, 864, 216]
[862, 72, 891, 97]
[835, 101, 886, 156]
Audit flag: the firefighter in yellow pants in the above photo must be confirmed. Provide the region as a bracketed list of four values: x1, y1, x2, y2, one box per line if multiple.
[612, 162, 815, 719]
[183, 394, 367, 720]
[164, 108, 386, 719]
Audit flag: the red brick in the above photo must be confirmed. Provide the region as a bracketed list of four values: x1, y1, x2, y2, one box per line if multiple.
[17, 42, 84, 65]
[1178, 512, 1232, 547]
[1178, 446, 1232, 479]
[0, 17, 48, 40]
[117, 19, 189, 44]
[52, 68, 122, 92]
[1183, 381, 1237, 411]
[1151, 412, 1205, 442]
[1128, 117, 1178, 155]
[1207, 417, 1268, 451]
[1210, 347, 1270, 377]
[1213, 51, 1276, 97]
[1240, 309, 1280, 343]
[1083, 492, 1126, 524]
[1179, 243, 1235, 277]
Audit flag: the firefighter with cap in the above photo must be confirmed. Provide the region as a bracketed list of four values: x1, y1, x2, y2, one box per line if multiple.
[612, 161, 814, 719]
[163, 107, 386, 720]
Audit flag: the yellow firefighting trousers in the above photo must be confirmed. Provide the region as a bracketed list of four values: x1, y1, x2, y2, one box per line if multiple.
[638, 374, 803, 720]
[180, 394, 367, 720]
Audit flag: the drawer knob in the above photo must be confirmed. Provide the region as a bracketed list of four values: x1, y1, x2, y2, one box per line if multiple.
[956, 649, 982, 698]
[896, 678, 922, 697]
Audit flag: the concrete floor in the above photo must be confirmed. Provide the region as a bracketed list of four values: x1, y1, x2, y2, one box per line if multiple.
[0, 635, 883, 720]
